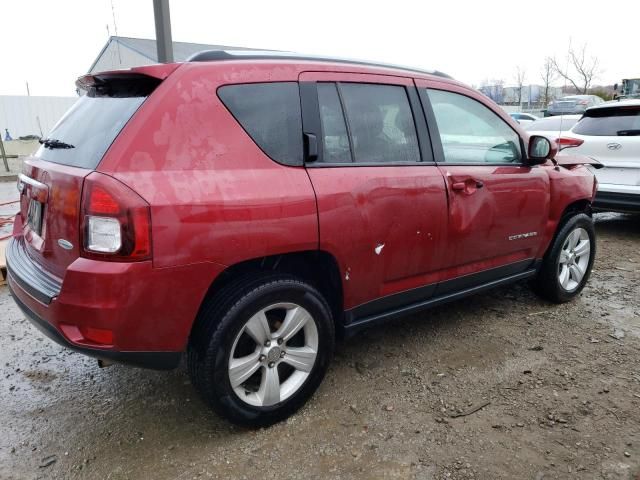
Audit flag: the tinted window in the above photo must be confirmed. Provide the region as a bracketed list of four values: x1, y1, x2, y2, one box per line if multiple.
[339, 83, 420, 163]
[218, 82, 303, 165]
[317, 83, 351, 163]
[572, 107, 640, 136]
[427, 89, 522, 163]
[35, 95, 145, 169]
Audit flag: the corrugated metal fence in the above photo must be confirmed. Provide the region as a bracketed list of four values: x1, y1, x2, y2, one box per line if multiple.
[0, 95, 76, 139]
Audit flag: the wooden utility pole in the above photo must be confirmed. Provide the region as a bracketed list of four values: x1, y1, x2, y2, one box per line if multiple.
[153, 0, 174, 63]
[0, 136, 9, 173]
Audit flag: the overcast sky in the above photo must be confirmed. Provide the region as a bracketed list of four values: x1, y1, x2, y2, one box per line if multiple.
[1, 0, 637, 97]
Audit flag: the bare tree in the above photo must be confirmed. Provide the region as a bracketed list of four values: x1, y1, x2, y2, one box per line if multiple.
[540, 57, 556, 106]
[514, 67, 526, 106]
[551, 44, 600, 94]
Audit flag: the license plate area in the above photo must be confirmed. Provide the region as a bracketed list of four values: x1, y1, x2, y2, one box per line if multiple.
[27, 199, 43, 236]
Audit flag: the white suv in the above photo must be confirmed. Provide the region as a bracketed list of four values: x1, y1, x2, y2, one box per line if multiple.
[560, 100, 640, 212]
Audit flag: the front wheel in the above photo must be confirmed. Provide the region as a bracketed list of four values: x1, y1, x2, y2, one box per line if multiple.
[530, 213, 596, 303]
[188, 275, 335, 427]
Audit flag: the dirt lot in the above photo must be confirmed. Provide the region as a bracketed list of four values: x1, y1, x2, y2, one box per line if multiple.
[1, 213, 639, 480]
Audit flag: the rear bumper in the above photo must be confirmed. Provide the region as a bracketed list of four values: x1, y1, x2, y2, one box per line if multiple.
[593, 186, 640, 213]
[6, 235, 62, 304]
[9, 280, 181, 370]
[6, 235, 225, 368]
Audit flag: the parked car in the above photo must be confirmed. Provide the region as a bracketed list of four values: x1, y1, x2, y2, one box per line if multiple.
[524, 114, 582, 141]
[547, 95, 604, 116]
[509, 112, 539, 124]
[556, 99, 640, 212]
[7, 51, 598, 427]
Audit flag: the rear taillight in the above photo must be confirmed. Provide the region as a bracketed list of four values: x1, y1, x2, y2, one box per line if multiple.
[555, 137, 584, 149]
[80, 172, 151, 261]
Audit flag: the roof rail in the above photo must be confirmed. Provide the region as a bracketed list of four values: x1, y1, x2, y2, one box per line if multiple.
[186, 50, 453, 79]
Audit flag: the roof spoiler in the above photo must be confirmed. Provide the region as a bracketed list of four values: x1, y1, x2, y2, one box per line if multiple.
[76, 64, 180, 92]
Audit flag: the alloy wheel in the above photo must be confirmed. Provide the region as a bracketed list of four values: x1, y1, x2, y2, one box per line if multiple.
[557, 227, 591, 292]
[228, 302, 319, 407]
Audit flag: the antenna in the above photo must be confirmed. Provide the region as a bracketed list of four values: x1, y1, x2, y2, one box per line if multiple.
[557, 37, 572, 147]
[110, 0, 122, 65]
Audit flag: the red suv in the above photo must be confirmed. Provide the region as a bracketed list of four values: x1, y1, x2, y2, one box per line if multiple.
[7, 51, 599, 426]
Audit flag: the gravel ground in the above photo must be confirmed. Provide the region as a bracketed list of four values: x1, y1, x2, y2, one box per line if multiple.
[0, 213, 639, 480]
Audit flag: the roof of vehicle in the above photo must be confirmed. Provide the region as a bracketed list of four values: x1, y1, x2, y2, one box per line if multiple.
[187, 50, 453, 79]
[559, 95, 594, 100]
[524, 115, 581, 131]
[588, 98, 640, 110]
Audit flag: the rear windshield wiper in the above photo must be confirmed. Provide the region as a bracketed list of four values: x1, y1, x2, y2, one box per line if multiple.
[617, 130, 640, 136]
[39, 138, 75, 149]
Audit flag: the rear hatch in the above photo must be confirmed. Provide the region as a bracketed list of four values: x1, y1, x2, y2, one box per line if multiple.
[17, 72, 164, 279]
[568, 104, 640, 187]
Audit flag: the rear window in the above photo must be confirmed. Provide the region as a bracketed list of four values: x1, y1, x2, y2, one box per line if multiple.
[218, 82, 303, 166]
[572, 107, 640, 136]
[35, 78, 155, 169]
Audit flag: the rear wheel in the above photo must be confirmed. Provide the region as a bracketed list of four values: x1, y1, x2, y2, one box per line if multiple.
[188, 274, 334, 427]
[531, 213, 595, 303]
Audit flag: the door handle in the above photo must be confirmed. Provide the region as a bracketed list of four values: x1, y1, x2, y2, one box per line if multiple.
[451, 180, 484, 193]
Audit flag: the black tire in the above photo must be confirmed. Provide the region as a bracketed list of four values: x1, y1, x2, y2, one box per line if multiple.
[530, 213, 596, 303]
[187, 273, 335, 427]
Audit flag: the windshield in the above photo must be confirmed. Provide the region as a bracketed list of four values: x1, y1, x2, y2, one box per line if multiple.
[35, 94, 145, 169]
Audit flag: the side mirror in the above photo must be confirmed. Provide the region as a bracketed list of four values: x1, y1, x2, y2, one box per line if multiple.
[527, 135, 557, 165]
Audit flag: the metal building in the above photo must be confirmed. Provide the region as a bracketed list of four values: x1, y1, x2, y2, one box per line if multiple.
[88, 36, 253, 73]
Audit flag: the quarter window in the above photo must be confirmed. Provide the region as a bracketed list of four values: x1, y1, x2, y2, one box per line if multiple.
[427, 89, 522, 164]
[218, 82, 303, 166]
[338, 83, 421, 163]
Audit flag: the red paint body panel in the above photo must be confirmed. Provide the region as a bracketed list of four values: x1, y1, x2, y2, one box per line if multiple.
[8, 59, 597, 359]
[535, 164, 597, 258]
[98, 63, 318, 268]
[437, 164, 550, 269]
[9, 255, 223, 351]
[307, 165, 448, 308]
[18, 159, 91, 279]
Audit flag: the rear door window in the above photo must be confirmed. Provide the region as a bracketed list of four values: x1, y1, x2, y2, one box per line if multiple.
[218, 82, 303, 166]
[35, 93, 147, 169]
[427, 89, 522, 164]
[317, 83, 352, 163]
[572, 107, 640, 136]
[338, 83, 421, 164]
